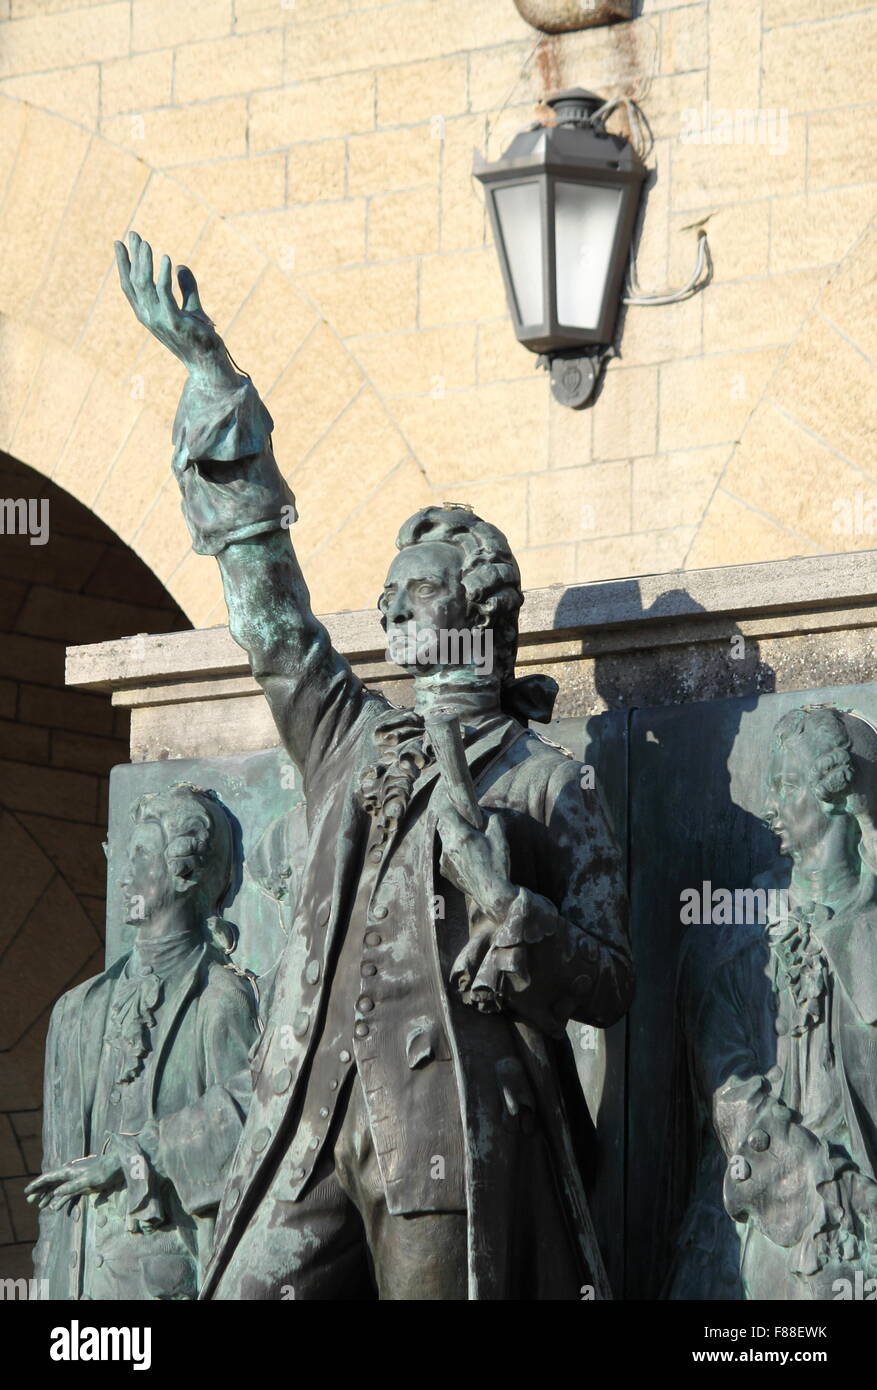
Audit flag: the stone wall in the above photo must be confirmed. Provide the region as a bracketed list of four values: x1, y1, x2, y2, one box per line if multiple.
[68, 548, 877, 757]
[0, 450, 187, 1278]
[0, 0, 874, 627]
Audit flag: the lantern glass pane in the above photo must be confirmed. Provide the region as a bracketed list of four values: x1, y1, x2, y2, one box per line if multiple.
[493, 181, 544, 327]
[554, 180, 623, 331]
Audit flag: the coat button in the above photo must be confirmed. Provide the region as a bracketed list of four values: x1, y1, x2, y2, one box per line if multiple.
[339, 1049, 351, 1063]
[361, 963, 377, 977]
[354, 1022, 370, 1039]
[369, 847, 382, 863]
[110, 1090, 121, 1104]
[294, 1168, 305, 1181]
[94, 1255, 104, 1268]
[309, 1137, 319, 1151]
[319, 1106, 329, 1118]
[357, 996, 374, 1013]
[226, 1185, 240, 1209]
[329, 1079, 338, 1090]
[305, 959, 320, 985]
[70, 1252, 78, 1267]
[317, 904, 331, 925]
[273, 1067, 292, 1093]
[293, 1010, 310, 1037]
[364, 931, 382, 947]
[252, 1127, 271, 1153]
[372, 905, 388, 920]
[95, 1213, 107, 1228]
[71, 1205, 81, 1222]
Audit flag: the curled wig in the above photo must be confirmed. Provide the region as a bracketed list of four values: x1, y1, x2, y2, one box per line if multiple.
[132, 783, 233, 917]
[772, 706, 855, 803]
[390, 504, 524, 685]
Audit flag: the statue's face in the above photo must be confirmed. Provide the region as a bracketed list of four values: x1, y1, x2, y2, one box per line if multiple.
[764, 736, 833, 859]
[380, 540, 473, 674]
[120, 820, 176, 925]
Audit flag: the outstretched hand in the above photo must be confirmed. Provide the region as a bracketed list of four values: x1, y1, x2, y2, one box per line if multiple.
[25, 1154, 124, 1210]
[114, 231, 238, 389]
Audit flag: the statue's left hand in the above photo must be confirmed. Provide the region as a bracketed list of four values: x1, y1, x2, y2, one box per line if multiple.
[436, 801, 517, 924]
[25, 1154, 124, 1210]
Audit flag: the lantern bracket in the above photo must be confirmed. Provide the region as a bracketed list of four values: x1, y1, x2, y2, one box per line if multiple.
[537, 345, 616, 409]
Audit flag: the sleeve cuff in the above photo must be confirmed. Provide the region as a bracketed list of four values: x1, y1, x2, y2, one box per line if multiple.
[170, 374, 297, 556]
[110, 1130, 165, 1233]
[172, 374, 274, 469]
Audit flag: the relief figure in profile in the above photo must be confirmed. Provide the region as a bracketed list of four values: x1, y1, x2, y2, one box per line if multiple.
[669, 706, 877, 1299]
[27, 784, 259, 1300]
[113, 231, 633, 1301]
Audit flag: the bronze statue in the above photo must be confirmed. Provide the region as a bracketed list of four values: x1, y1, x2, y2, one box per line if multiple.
[112, 231, 633, 1300]
[669, 705, 877, 1299]
[26, 784, 259, 1300]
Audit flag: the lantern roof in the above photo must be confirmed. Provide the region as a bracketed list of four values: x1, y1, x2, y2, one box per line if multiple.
[474, 87, 647, 185]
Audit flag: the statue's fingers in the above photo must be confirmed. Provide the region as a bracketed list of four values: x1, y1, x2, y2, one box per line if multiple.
[137, 236, 155, 289]
[24, 1174, 51, 1194]
[25, 1167, 68, 1192]
[129, 232, 151, 289]
[114, 241, 139, 307]
[127, 229, 142, 278]
[176, 264, 201, 312]
[50, 1179, 87, 1204]
[486, 813, 511, 874]
[114, 239, 132, 278]
[156, 253, 179, 317]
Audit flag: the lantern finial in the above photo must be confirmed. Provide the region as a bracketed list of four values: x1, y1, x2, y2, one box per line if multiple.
[545, 89, 604, 128]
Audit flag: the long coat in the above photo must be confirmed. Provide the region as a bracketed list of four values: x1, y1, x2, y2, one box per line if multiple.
[198, 624, 632, 1299]
[35, 942, 258, 1300]
[172, 373, 634, 1299]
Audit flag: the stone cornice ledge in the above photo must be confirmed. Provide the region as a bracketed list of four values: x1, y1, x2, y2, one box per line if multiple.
[67, 550, 877, 693]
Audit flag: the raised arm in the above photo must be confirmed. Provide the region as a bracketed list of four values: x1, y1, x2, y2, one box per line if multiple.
[115, 232, 370, 776]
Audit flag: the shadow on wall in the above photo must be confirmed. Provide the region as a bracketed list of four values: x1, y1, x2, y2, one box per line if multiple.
[0, 451, 189, 1280]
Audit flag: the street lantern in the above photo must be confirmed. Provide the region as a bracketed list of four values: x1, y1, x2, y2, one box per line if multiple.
[474, 88, 647, 407]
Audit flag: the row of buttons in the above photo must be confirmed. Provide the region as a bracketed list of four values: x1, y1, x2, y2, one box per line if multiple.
[277, 898, 386, 1186]
[243, 1046, 356, 1191]
[356, 902, 387, 1032]
[232, 883, 391, 1202]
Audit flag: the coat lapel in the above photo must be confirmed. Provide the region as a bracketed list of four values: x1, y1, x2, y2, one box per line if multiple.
[78, 961, 125, 1152]
[371, 716, 521, 880]
[148, 943, 209, 1112]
